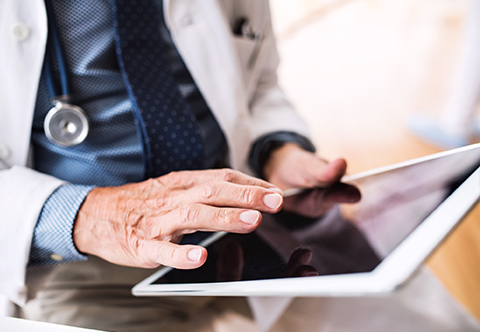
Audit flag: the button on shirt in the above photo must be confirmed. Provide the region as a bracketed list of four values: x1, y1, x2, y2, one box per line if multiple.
[29, 0, 314, 266]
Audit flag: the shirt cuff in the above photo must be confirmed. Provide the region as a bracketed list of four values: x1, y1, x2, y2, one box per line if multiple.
[248, 131, 316, 179]
[28, 184, 95, 267]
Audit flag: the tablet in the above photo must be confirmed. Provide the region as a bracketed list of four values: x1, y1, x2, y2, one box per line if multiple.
[133, 144, 480, 297]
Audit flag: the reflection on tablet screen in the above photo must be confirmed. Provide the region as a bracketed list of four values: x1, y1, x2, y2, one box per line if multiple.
[154, 147, 480, 284]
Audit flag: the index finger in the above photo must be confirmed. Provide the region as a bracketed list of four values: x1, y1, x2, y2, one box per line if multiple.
[162, 168, 283, 193]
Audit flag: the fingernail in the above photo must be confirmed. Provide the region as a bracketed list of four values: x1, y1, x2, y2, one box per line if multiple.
[264, 193, 283, 209]
[187, 248, 202, 262]
[240, 210, 260, 225]
[269, 187, 284, 195]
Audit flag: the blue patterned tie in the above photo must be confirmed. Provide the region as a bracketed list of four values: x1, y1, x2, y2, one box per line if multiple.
[113, 0, 204, 178]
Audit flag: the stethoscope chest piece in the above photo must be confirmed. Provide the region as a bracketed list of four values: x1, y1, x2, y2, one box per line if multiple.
[44, 102, 89, 147]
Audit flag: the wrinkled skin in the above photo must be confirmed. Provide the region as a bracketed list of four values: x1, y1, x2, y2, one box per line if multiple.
[73, 143, 347, 270]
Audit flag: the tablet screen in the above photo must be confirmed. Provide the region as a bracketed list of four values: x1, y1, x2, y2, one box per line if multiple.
[153, 146, 480, 284]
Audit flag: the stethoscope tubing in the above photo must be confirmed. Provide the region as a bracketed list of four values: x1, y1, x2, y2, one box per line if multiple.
[42, 0, 90, 147]
[44, 0, 71, 99]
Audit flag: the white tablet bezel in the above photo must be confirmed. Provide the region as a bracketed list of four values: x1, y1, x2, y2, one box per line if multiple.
[133, 144, 480, 297]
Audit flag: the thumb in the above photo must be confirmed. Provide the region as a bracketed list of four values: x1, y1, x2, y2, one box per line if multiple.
[139, 239, 208, 269]
[306, 158, 347, 187]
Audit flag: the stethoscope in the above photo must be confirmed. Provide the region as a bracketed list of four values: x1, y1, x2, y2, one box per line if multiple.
[43, 0, 89, 147]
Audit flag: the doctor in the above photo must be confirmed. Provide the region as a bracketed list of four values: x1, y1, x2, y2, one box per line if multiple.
[0, 0, 346, 329]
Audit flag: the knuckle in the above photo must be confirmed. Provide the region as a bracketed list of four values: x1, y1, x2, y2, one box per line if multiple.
[179, 203, 198, 224]
[219, 168, 236, 182]
[199, 182, 216, 200]
[154, 226, 170, 241]
[241, 187, 257, 205]
[146, 177, 158, 187]
[155, 194, 172, 209]
[155, 196, 165, 208]
[141, 178, 161, 193]
[165, 171, 181, 184]
[215, 208, 231, 225]
[169, 245, 181, 264]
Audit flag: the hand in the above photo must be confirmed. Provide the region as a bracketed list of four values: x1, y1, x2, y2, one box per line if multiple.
[263, 143, 347, 190]
[73, 169, 284, 270]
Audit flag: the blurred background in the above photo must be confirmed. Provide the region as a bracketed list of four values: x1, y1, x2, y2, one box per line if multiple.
[269, 0, 480, 321]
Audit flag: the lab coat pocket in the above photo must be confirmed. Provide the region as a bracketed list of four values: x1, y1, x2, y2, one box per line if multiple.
[232, 36, 259, 86]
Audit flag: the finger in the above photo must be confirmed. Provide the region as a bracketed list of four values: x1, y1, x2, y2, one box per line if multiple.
[164, 203, 262, 235]
[163, 169, 283, 193]
[305, 158, 347, 187]
[188, 181, 284, 212]
[139, 239, 207, 269]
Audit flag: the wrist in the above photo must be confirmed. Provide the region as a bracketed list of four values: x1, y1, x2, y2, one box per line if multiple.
[248, 131, 316, 179]
[72, 187, 111, 255]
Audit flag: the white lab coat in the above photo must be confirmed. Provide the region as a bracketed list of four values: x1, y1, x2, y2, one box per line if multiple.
[0, 0, 310, 311]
